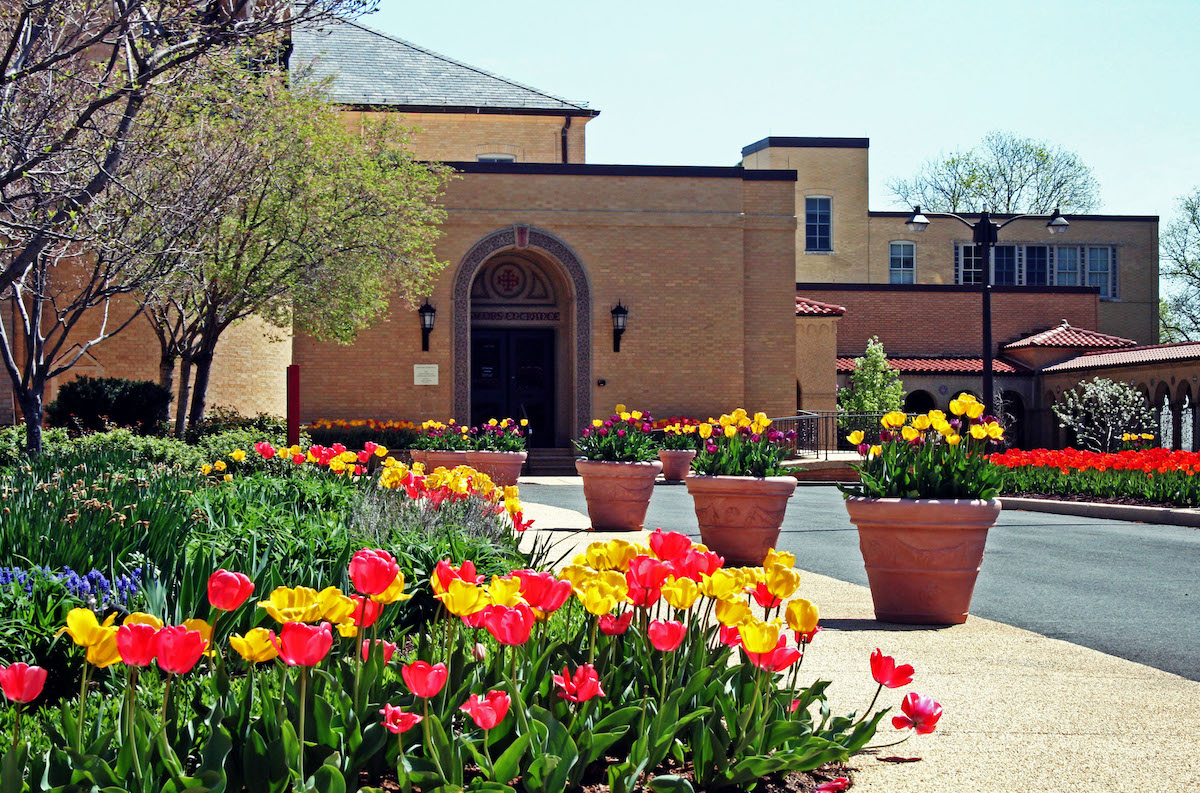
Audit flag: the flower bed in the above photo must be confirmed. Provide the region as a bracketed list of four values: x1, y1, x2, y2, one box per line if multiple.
[992, 447, 1200, 508]
[2, 532, 941, 792]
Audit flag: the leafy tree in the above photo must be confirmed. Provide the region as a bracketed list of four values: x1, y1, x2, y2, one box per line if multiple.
[837, 336, 906, 414]
[887, 131, 1100, 214]
[138, 70, 453, 434]
[1160, 188, 1200, 341]
[1052, 377, 1155, 452]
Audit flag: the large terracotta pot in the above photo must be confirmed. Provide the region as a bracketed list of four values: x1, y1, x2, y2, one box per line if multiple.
[575, 459, 663, 531]
[844, 497, 1002, 625]
[466, 450, 527, 486]
[424, 450, 469, 471]
[409, 449, 428, 469]
[657, 449, 696, 482]
[686, 475, 797, 565]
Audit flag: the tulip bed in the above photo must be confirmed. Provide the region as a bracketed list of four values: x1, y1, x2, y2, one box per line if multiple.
[992, 447, 1200, 507]
[0, 525, 944, 792]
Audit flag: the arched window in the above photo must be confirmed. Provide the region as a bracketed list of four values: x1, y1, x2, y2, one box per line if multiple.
[476, 153, 516, 163]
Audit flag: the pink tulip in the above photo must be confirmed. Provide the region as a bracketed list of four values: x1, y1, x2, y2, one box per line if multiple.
[892, 692, 943, 734]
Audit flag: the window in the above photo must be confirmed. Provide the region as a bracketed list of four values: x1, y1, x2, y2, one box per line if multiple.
[476, 153, 516, 163]
[1055, 246, 1079, 285]
[888, 241, 915, 284]
[1087, 247, 1112, 298]
[805, 197, 832, 252]
[1026, 246, 1050, 286]
[957, 244, 983, 284]
[993, 245, 1017, 286]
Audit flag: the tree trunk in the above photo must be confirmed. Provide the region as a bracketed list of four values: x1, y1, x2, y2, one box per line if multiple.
[159, 354, 176, 394]
[188, 350, 214, 431]
[18, 390, 44, 457]
[174, 355, 193, 438]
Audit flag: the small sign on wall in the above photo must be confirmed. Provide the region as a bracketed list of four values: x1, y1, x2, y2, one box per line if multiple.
[413, 364, 439, 386]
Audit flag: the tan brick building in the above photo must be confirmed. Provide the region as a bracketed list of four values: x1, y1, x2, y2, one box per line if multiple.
[2, 16, 1169, 451]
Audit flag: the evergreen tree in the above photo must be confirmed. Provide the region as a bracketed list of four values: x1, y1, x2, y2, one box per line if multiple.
[837, 336, 906, 414]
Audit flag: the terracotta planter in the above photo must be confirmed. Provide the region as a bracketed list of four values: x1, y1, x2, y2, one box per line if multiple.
[424, 450, 469, 471]
[466, 450, 527, 486]
[657, 449, 696, 482]
[575, 459, 663, 531]
[844, 497, 1001, 625]
[686, 475, 797, 565]
[409, 449, 428, 469]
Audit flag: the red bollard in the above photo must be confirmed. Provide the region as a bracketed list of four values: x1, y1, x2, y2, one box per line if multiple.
[286, 364, 300, 447]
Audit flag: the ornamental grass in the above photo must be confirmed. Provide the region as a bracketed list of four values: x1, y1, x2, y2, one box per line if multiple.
[1, 532, 941, 792]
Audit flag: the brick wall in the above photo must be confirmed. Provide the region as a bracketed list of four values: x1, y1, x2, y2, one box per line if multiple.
[796, 315, 839, 412]
[798, 285, 1100, 358]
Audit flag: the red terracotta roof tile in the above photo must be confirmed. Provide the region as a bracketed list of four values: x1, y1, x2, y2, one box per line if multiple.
[1042, 341, 1200, 372]
[796, 296, 846, 316]
[836, 356, 1022, 374]
[1003, 320, 1136, 350]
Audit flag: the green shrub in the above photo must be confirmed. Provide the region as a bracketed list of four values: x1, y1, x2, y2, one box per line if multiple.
[59, 428, 204, 470]
[44, 376, 171, 435]
[0, 425, 69, 468]
[193, 426, 306, 472]
[184, 406, 288, 443]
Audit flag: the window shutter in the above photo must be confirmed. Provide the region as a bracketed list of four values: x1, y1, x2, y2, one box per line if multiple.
[1111, 247, 1118, 298]
[1017, 245, 1025, 286]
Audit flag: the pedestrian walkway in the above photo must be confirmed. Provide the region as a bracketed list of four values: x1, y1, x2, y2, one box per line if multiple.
[519, 499, 1200, 792]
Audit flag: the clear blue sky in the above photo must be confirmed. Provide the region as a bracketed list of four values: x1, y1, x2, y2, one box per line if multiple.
[370, 0, 1198, 221]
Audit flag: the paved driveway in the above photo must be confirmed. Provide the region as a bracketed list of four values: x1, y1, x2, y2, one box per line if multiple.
[520, 481, 1200, 681]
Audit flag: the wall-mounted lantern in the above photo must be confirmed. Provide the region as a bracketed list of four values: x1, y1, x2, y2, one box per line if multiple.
[611, 301, 628, 353]
[418, 300, 436, 352]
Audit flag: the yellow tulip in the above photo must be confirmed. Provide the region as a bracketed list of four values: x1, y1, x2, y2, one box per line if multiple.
[739, 618, 782, 653]
[372, 571, 414, 604]
[124, 612, 163, 629]
[488, 418, 499, 427]
[592, 419, 603, 428]
[595, 570, 630, 600]
[437, 579, 487, 617]
[901, 426, 920, 442]
[845, 430, 865, 445]
[214, 460, 227, 472]
[969, 425, 988, 440]
[223, 474, 233, 482]
[947, 433, 962, 445]
[737, 566, 766, 586]
[927, 410, 946, 421]
[753, 412, 771, 428]
[61, 608, 118, 647]
[661, 577, 700, 610]
[631, 410, 643, 420]
[881, 411, 907, 429]
[1140, 433, 1154, 440]
[698, 423, 713, 439]
[966, 402, 985, 419]
[86, 628, 122, 668]
[258, 586, 325, 624]
[614, 404, 626, 414]
[764, 563, 801, 600]
[763, 548, 795, 569]
[619, 412, 632, 421]
[487, 575, 525, 607]
[723, 424, 737, 439]
[949, 399, 965, 416]
[785, 598, 819, 634]
[559, 564, 595, 594]
[715, 598, 751, 627]
[336, 622, 360, 638]
[868, 445, 883, 458]
[321, 590, 359, 624]
[231, 449, 247, 462]
[699, 569, 741, 600]
[200, 464, 212, 475]
[986, 423, 1004, 439]
[230, 628, 278, 663]
[580, 584, 618, 616]
[912, 415, 931, 431]
[182, 619, 213, 643]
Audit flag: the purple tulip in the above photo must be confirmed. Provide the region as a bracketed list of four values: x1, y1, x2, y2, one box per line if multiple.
[880, 430, 893, 442]
[599, 427, 609, 436]
[617, 429, 626, 437]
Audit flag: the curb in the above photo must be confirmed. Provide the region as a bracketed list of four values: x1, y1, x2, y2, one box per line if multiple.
[1001, 496, 1200, 527]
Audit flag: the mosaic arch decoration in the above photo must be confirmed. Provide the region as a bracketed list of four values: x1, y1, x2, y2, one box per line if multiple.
[452, 225, 592, 434]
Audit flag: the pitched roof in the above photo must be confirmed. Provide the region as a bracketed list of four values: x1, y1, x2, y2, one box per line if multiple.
[1042, 341, 1200, 372]
[796, 296, 845, 316]
[289, 17, 596, 114]
[1003, 320, 1137, 350]
[836, 356, 1023, 374]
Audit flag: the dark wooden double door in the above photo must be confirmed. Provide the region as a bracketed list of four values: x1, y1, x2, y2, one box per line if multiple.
[471, 329, 555, 447]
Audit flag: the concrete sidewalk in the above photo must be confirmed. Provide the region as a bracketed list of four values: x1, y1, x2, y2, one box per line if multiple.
[519, 500, 1200, 792]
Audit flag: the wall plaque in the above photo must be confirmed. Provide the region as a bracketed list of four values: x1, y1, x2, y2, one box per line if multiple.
[413, 364, 439, 386]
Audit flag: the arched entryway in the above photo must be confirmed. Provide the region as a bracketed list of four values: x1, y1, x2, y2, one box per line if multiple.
[452, 226, 591, 447]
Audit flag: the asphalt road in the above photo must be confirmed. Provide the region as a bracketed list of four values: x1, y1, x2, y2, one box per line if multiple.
[521, 481, 1200, 681]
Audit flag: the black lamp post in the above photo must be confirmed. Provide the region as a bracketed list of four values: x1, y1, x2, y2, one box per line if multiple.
[418, 300, 436, 352]
[905, 206, 1069, 410]
[611, 301, 628, 352]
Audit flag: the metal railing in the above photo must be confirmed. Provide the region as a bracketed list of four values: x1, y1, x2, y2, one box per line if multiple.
[769, 411, 899, 460]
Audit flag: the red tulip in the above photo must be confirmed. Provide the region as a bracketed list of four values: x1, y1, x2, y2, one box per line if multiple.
[649, 530, 692, 564]
[627, 555, 669, 590]
[460, 690, 510, 730]
[116, 623, 159, 667]
[362, 639, 396, 664]
[647, 619, 686, 652]
[292, 453, 305, 465]
[379, 703, 422, 734]
[796, 625, 822, 645]
[402, 660, 448, 698]
[788, 698, 803, 713]
[0, 663, 47, 704]
[719, 624, 742, 647]
[749, 582, 781, 609]
[891, 692, 943, 734]
[482, 603, 535, 646]
[271, 621, 333, 667]
[512, 569, 572, 614]
[363, 441, 379, 456]
[155, 625, 208, 674]
[254, 442, 276, 459]
[433, 559, 483, 594]
[816, 777, 850, 792]
[669, 548, 723, 581]
[207, 569, 255, 611]
[870, 648, 915, 689]
[349, 549, 400, 596]
[350, 596, 384, 629]
[746, 635, 801, 672]
[553, 663, 605, 703]
[598, 611, 633, 636]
